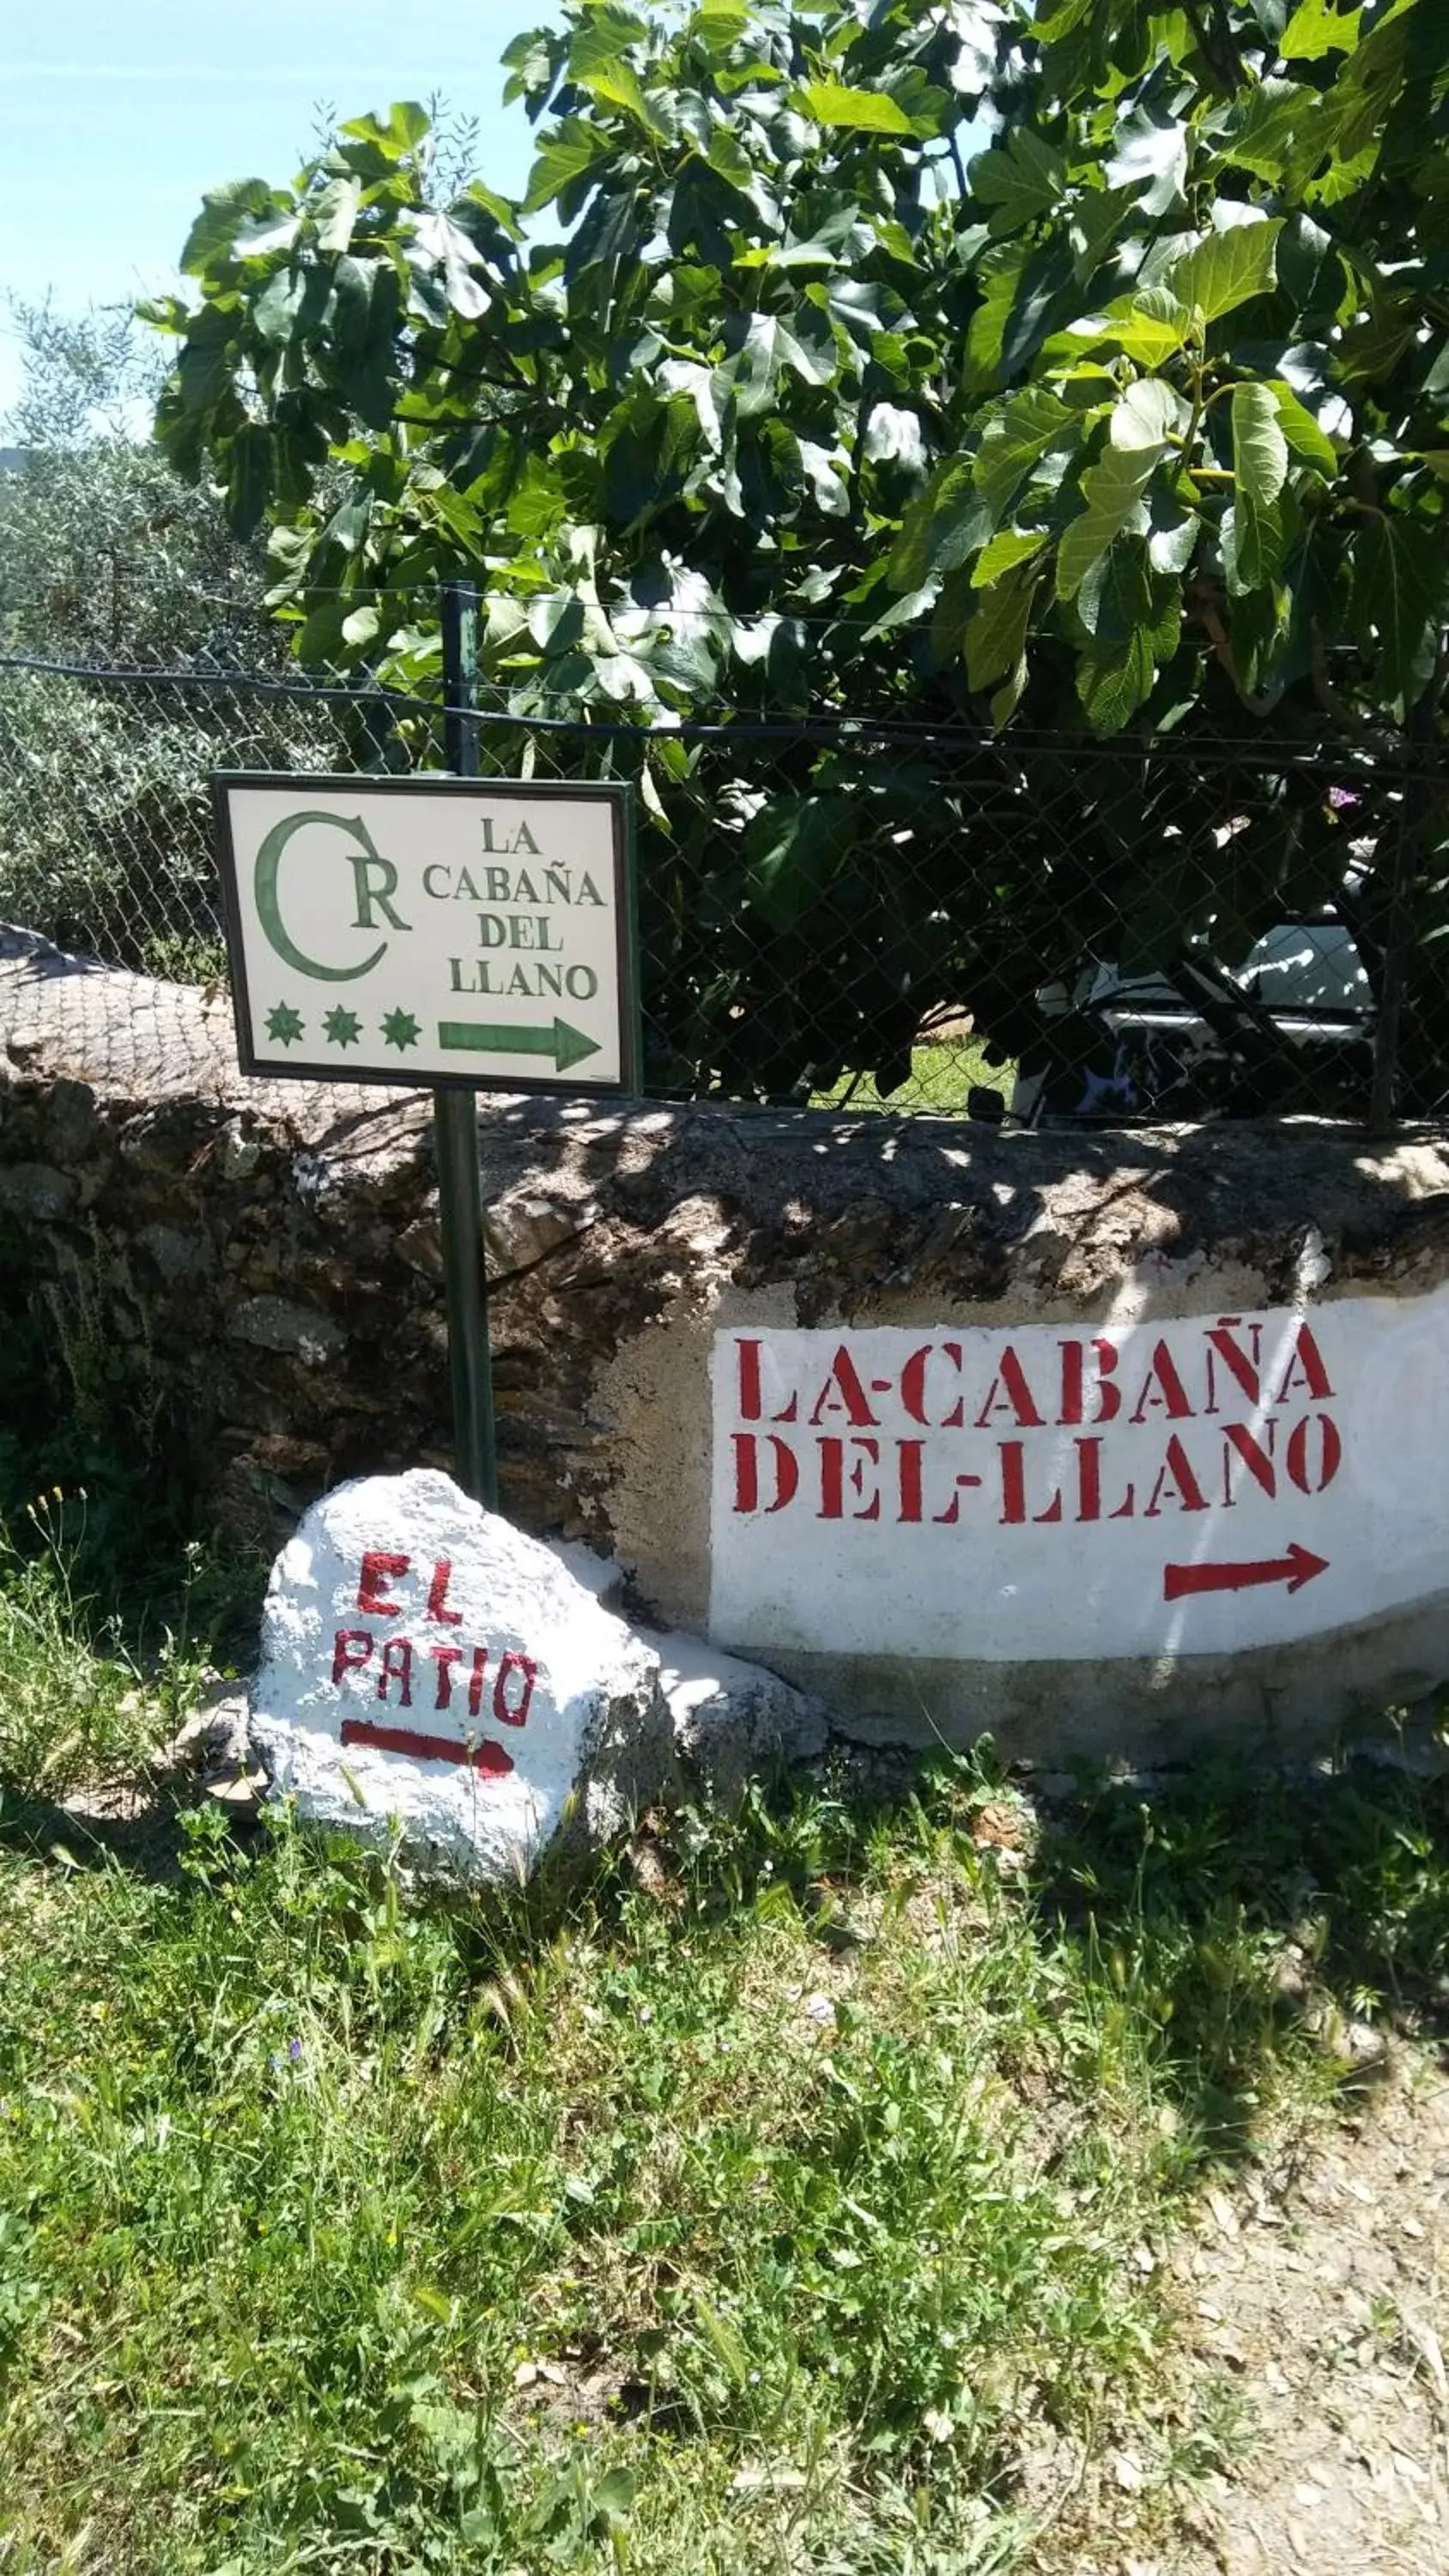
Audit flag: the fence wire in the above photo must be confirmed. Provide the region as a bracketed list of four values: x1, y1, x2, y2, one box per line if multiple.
[2, 642, 1446, 1129]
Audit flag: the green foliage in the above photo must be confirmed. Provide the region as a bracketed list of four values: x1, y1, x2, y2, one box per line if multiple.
[0, 303, 336, 975]
[149, 0, 1449, 1099]
[0, 666, 239, 974]
[0, 302, 264, 665]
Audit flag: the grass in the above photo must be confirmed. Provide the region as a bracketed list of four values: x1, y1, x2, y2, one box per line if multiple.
[0, 1789, 1197, 2574]
[811, 1033, 1011, 1116]
[0, 1522, 1445, 2573]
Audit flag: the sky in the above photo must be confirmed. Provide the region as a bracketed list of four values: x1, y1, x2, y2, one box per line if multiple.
[0, 0, 562, 421]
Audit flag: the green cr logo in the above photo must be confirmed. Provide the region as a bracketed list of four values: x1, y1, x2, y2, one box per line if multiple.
[254, 808, 411, 982]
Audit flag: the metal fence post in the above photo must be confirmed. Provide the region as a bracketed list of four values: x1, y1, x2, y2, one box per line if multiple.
[1369, 716, 1431, 1139]
[434, 580, 500, 1507]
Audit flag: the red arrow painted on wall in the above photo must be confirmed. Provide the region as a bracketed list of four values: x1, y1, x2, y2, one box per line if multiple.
[1163, 1543, 1330, 1603]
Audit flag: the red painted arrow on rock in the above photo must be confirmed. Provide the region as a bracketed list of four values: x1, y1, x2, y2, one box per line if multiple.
[1163, 1543, 1330, 1603]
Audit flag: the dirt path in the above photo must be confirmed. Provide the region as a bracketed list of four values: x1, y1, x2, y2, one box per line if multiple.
[1172, 2052, 1449, 2575]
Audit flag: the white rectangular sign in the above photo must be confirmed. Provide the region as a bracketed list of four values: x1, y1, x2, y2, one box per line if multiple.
[710, 1290, 1449, 1664]
[214, 775, 637, 1091]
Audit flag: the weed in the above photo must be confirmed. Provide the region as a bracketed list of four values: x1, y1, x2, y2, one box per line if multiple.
[0, 1783, 1155, 2572]
[0, 1498, 168, 1806]
[1032, 1741, 1449, 2086]
[0, 1219, 237, 1645]
[0, 1561, 1444, 2569]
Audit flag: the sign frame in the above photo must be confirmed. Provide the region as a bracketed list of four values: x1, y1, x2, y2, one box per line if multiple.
[210, 769, 642, 1098]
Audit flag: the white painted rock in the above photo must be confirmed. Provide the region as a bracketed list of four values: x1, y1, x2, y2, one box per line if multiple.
[651, 1628, 829, 1807]
[249, 1471, 670, 1883]
[544, 1537, 625, 1611]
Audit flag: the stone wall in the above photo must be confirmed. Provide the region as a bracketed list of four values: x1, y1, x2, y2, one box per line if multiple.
[5, 926, 1449, 1757]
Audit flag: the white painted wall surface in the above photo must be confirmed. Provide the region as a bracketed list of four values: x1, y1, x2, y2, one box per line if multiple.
[709, 1288, 1449, 1665]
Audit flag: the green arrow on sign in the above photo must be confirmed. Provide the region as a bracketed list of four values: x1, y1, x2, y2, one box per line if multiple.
[438, 1017, 603, 1073]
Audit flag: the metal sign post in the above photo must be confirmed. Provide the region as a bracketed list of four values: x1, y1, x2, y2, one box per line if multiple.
[209, 641, 640, 1515]
[437, 582, 496, 1506]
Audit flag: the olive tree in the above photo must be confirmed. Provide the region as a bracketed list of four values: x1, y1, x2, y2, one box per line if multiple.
[0, 304, 331, 973]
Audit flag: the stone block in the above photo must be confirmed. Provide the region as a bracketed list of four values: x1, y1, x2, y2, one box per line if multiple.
[0, 1162, 76, 1222]
[650, 1627, 829, 1807]
[137, 1224, 214, 1284]
[229, 1296, 347, 1366]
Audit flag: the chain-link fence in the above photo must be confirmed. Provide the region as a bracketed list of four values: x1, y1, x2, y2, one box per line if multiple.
[3, 641, 1446, 1128]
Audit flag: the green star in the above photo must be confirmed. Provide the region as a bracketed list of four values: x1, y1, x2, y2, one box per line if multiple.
[381, 1007, 421, 1053]
[323, 1005, 362, 1049]
[264, 1002, 305, 1048]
